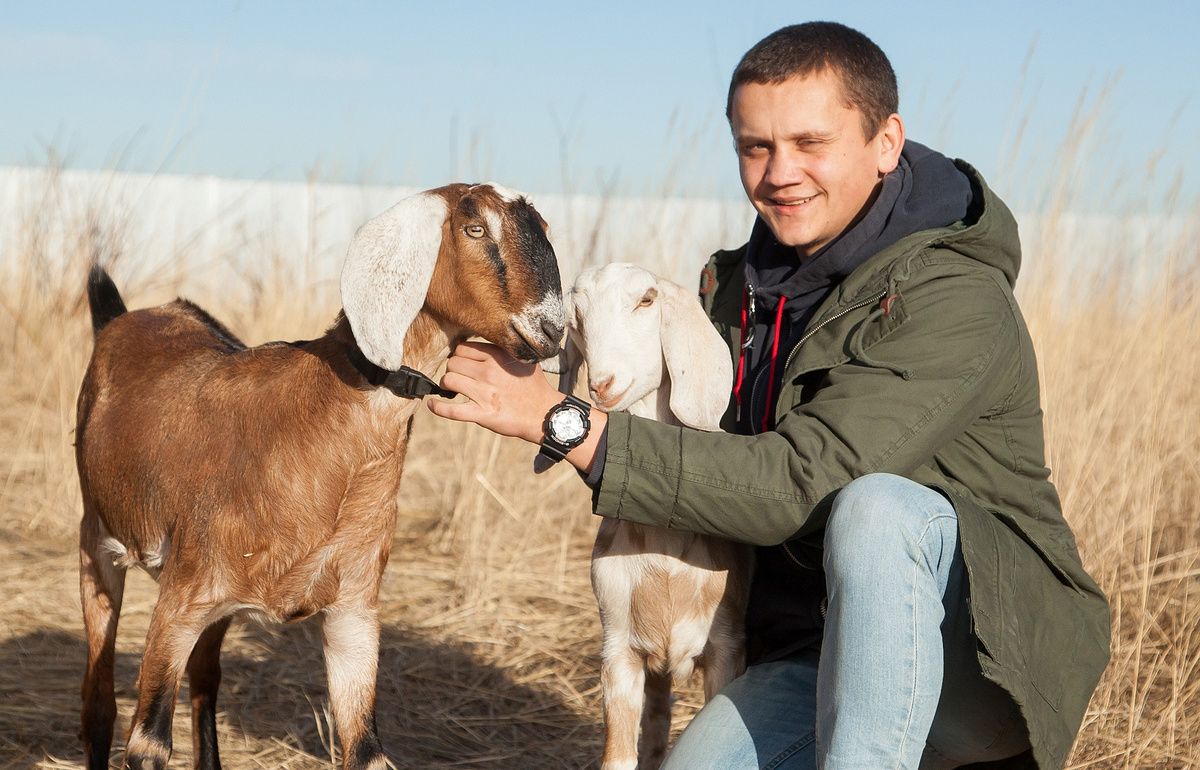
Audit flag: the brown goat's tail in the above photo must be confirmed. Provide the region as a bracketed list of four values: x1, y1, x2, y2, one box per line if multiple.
[87, 264, 127, 334]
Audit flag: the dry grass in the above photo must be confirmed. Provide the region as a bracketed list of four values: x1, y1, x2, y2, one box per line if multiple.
[0, 162, 1197, 770]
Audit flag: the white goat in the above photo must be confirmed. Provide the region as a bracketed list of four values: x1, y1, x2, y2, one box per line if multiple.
[552, 262, 750, 770]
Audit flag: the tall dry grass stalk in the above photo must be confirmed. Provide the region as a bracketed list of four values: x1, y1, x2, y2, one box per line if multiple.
[0, 143, 1197, 768]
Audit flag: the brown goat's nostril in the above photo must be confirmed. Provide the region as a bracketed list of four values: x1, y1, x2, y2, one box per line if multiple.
[541, 318, 564, 344]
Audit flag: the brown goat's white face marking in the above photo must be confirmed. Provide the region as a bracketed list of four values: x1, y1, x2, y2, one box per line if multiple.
[484, 208, 504, 243]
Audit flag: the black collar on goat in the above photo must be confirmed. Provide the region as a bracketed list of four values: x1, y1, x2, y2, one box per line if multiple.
[342, 338, 457, 399]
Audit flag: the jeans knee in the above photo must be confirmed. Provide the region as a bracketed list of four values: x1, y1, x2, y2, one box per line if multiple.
[824, 474, 955, 574]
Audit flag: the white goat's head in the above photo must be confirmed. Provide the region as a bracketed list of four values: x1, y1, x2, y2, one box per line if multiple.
[553, 263, 733, 431]
[341, 182, 564, 369]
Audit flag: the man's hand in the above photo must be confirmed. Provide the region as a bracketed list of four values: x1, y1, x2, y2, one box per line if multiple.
[427, 341, 557, 443]
[428, 342, 607, 474]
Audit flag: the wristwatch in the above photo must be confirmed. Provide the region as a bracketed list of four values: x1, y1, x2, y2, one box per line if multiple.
[537, 394, 592, 464]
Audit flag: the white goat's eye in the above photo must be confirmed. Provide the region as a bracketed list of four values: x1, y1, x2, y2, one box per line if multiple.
[465, 224, 485, 238]
[637, 290, 657, 308]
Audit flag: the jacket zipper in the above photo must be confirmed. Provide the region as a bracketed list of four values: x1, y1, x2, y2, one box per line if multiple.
[778, 290, 886, 569]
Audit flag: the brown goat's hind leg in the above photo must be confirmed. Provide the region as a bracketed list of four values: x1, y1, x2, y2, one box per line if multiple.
[80, 510, 128, 770]
[322, 605, 387, 770]
[187, 617, 231, 770]
[125, 594, 214, 770]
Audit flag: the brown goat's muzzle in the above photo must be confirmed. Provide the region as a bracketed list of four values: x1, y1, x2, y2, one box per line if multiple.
[506, 293, 566, 363]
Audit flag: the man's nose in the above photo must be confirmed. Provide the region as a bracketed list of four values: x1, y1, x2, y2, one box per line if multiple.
[763, 148, 806, 188]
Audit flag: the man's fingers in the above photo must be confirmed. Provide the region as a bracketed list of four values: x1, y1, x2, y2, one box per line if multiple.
[439, 371, 494, 407]
[427, 396, 482, 424]
[453, 340, 506, 362]
[445, 355, 489, 380]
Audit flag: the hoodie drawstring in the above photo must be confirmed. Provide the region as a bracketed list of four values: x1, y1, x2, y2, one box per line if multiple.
[733, 286, 749, 422]
[761, 296, 787, 432]
[734, 286, 789, 432]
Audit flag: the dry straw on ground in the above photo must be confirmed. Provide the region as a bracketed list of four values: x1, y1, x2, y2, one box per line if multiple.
[1, 154, 1197, 769]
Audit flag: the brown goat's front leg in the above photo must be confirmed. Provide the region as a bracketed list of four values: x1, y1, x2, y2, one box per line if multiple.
[126, 595, 215, 770]
[187, 617, 231, 770]
[600, 649, 646, 770]
[80, 510, 128, 770]
[322, 604, 387, 770]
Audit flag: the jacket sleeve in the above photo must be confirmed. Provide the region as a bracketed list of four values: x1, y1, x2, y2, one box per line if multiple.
[593, 271, 1022, 546]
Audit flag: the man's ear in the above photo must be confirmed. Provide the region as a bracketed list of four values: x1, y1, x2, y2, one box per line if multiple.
[876, 113, 905, 176]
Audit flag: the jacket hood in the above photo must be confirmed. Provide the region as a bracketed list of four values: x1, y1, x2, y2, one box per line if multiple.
[936, 161, 1022, 288]
[838, 158, 1024, 300]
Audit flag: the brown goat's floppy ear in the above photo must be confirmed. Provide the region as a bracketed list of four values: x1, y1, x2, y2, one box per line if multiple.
[341, 192, 448, 370]
[659, 279, 734, 431]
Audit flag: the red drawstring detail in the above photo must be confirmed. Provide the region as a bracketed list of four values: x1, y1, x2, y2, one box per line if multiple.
[761, 296, 787, 433]
[733, 286, 749, 418]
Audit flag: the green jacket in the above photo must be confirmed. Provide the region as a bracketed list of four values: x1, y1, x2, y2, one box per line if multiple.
[594, 163, 1110, 768]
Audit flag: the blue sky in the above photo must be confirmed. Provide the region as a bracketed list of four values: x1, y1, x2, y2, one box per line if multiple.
[3, 1, 1196, 211]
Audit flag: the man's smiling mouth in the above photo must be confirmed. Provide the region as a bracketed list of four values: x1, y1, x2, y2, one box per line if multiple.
[770, 194, 818, 207]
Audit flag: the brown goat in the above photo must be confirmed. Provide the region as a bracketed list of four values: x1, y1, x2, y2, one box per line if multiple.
[75, 183, 564, 770]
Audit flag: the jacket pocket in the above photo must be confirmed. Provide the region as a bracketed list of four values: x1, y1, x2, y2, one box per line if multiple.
[848, 293, 910, 354]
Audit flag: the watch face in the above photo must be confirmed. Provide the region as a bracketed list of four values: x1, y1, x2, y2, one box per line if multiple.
[549, 407, 586, 442]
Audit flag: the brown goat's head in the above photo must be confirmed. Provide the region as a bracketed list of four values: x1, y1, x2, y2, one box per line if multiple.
[341, 182, 564, 368]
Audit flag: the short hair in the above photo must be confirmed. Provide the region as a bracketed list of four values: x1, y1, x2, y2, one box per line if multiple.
[726, 22, 898, 139]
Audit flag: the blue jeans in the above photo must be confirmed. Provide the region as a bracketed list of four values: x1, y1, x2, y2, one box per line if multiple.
[662, 474, 1030, 769]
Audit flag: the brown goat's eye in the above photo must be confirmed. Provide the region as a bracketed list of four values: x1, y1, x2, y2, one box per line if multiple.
[637, 288, 658, 308]
[465, 224, 485, 238]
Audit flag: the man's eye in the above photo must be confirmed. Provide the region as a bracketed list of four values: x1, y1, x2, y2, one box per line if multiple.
[465, 225, 485, 238]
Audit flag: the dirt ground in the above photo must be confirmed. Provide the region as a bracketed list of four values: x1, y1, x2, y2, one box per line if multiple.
[0, 419, 660, 769]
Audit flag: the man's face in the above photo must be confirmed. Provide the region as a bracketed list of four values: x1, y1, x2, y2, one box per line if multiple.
[730, 69, 903, 260]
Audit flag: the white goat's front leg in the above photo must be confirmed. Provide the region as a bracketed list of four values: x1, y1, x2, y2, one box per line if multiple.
[701, 602, 746, 703]
[637, 670, 672, 769]
[322, 604, 387, 770]
[601, 647, 647, 770]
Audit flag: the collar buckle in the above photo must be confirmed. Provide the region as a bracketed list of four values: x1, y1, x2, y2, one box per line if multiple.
[381, 366, 457, 400]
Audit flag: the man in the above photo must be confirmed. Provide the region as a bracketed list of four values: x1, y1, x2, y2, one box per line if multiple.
[429, 22, 1110, 769]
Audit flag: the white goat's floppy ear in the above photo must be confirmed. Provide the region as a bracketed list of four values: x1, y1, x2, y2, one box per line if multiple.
[659, 279, 734, 431]
[340, 192, 447, 370]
